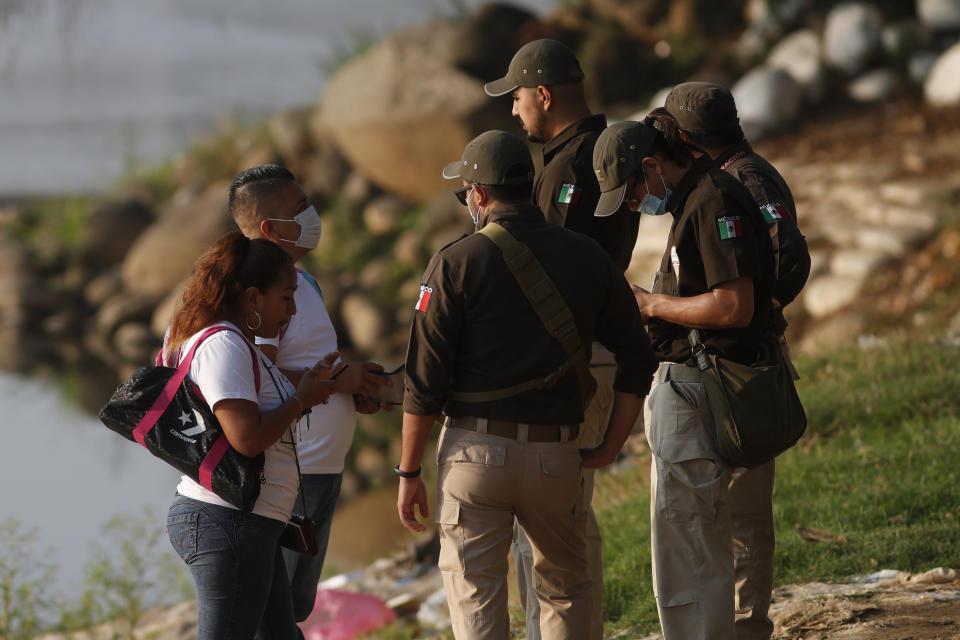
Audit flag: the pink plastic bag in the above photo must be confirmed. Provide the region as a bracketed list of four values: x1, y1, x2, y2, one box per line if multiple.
[299, 589, 397, 640]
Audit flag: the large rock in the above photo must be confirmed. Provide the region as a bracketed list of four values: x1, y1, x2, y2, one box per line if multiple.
[924, 41, 960, 106]
[731, 67, 804, 139]
[322, 30, 512, 203]
[363, 196, 406, 237]
[767, 30, 827, 102]
[917, 0, 960, 30]
[121, 182, 232, 297]
[848, 68, 898, 102]
[803, 275, 862, 318]
[449, 4, 538, 81]
[340, 291, 390, 355]
[82, 194, 154, 268]
[822, 2, 884, 75]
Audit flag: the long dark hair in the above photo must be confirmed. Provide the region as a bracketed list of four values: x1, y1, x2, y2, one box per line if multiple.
[643, 108, 696, 167]
[167, 231, 294, 352]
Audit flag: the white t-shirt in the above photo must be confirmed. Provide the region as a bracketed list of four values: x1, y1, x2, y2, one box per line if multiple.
[256, 270, 357, 474]
[175, 322, 301, 522]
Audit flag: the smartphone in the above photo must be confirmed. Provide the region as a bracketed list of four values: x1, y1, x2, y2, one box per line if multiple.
[369, 364, 405, 405]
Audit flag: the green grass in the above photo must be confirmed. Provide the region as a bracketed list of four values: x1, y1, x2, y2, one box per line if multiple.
[596, 337, 960, 637]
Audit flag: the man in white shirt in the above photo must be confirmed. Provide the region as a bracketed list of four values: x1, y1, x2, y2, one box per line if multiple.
[230, 164, 388, 634]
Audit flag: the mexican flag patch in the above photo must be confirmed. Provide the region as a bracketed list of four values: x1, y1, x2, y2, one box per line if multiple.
[716, 216, 743, 240]
[760, 203, 789, 221]
[557, 183, 582, 205]
[414, 285, 432, 312]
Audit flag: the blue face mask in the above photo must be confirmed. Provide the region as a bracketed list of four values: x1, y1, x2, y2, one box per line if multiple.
[466, 186, 481, 226]
[637, 173, 671, 216]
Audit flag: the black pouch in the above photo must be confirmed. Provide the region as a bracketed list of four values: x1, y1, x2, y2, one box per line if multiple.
[279, 513, 318, 556]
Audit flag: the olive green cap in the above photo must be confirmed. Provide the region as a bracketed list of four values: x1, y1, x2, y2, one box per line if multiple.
[664, 82, 739, 132]
[483, 39, 584, 97]
[592, 121, 661, 217]
[442, 130, 534, 186]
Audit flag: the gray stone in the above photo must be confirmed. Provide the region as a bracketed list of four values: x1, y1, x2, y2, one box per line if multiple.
[795, 310, 868, 354]
[767, 30, 828, 102]
[395, 230, 426, 270]
[822, 3, 884, 75]
[924, 41, 960, 106]
[803, 275, 863, 318]
[322, 29, 514, 203]
[358, 257, 394, 290]
[732, 67, 804, 139]
[908, 51, 940, 84]
[96, 293, 161, 337]
[81, 194, 155, 268]
[829, 249, 892, 280]
[363, 196, 406, 237]
[113, 322, 159, 364]
[848, 68, 898, 102]
[340, 291, 389, 355]
[83, 269, 124, 307]
[855, 226, 931, 256]
[121, 182, 232, 298]
[917, 0, 960, 30]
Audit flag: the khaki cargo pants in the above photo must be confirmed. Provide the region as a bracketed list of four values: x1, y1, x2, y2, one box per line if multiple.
[513, 344, 622, 640]
[436, 422, 591, 640]
[646, 363, 775, 640]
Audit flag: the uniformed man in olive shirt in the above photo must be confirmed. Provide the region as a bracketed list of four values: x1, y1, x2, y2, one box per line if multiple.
[395, 130, 656, 639]
[485, 38, 640, 640]
[594, 118, 774, 640]
[662, 83, 810, 640]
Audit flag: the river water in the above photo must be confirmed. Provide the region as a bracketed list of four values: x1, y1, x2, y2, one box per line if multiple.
[0, 0, 551, 196]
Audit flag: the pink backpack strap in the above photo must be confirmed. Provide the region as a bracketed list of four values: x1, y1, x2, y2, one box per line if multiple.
[132, 325, 260, 447]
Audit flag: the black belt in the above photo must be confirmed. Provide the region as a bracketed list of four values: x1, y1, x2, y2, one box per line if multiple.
[445, 416, 579, 443]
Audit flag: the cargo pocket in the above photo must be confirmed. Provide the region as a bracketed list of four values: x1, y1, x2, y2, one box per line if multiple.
[539, 446, 586, 519]
[439, 439, 506, 468]
[166, 511, 199, 563]
[435, 500, 464, 573]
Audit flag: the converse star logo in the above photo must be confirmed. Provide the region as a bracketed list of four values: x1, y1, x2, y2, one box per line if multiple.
[178, 411, 192, 426]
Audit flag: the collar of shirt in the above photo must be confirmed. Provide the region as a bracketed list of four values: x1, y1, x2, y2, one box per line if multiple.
[714, 139, 754, 171]
[476, 202, 545, 230]
[666, 154, 714, 216]
[542, 113, 607, 165]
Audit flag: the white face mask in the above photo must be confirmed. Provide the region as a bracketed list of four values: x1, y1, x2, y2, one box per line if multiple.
[637, 173, 671, 216]
[268, 205, 322, 249]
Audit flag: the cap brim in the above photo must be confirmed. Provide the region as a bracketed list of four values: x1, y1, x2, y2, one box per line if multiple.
[484, 77, 519, 97]
[442, 160, 464, 180]
[594, 184, 627, 217]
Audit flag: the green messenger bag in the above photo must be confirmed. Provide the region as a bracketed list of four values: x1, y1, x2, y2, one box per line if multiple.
[689, 329, 806, 468]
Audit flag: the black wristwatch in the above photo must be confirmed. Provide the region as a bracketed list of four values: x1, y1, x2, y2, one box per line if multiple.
[393, 465, 421, 479]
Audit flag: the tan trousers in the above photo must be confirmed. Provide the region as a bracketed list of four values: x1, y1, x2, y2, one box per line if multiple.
[646, 364, 776, 640]
[436, 424, 591, 640]
[513, 345, 617, 640]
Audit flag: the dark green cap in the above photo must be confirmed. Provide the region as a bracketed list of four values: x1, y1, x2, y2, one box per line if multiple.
[483, 39, 584, 97]
[664, 82, 740, 132]
[592, 121, 661, 217]
[442, 130, 534, 186]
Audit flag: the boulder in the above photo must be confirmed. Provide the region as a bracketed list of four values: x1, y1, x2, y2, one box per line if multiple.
[340, 291, 390, 355]
[322, 32, 513, 203]
[767, 30, 827, 102]
[341, 171, 377, 210]
[268, 109, 313, 165]
[917, 0, 960, 30]
[803, 275, 862, 318]
[84, 269, 124, 307]
[449, 4, 538, 81]
[848, 68, 898, 102]
[924, 41, 960, 105]
[151, 278, 189, 337]
[120, 182, 232, 298]
[81, 194, 154, 268]
[96, 293, 161, 337]
[113, 321, 158, 364]
[829, 249, 892, 280]
[822, 2, 884, 75]
[731, 67, 804, 139]
[908, 51, 940, 84]
[395, 230, 427, 270]
[363, 196, 406, 237]
[300, 140, 350, 202]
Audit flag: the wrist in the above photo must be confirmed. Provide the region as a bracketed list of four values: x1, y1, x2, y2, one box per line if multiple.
[394, 465, 421, 479]
[290, 394, 305, 415]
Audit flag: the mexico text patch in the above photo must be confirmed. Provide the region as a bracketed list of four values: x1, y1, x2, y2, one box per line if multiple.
[760, 202, 789, 222]
[414, 285, 432, 312]
[557, 183, 581, 205]
[716, 216, 743, 240]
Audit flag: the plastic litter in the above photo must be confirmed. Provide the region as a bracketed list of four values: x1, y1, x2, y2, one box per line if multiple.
[416, 586, 452, 630]
[299, 588, 397, 640]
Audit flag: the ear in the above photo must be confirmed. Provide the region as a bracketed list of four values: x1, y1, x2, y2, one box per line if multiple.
[472, 184, 490, 207]
[641, 157, 662, 176]
[242, 285, 261, 312]
[536, 85, 552, 110]
[259, 218, 278, 243]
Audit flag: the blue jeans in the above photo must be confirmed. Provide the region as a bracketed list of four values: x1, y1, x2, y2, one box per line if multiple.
[166, 494, 298, 640]
[283, 473, 342, 621]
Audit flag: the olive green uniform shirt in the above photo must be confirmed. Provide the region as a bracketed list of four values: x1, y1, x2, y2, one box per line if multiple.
[534, 114, 640, 272]
[403, 203, 656, 424]
[648, 156, 775, 365]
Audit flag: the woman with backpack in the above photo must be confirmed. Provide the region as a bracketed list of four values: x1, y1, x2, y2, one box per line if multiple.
[163, 231, 338, 640]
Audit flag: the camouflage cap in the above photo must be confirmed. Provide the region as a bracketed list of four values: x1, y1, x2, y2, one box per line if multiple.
[592, 121, 661, 217]
[483, 39, 584, 97]
[664, 82, 740, 132]
[442, 130, 534, 186]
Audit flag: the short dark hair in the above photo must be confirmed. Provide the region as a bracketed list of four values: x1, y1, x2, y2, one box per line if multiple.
[478, 162, 533, 204]
[642, 108, 696, 167]
[229, 164, 297, 235]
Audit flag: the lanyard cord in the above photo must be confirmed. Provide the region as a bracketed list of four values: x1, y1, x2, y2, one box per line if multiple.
[258, 351, 310, 514]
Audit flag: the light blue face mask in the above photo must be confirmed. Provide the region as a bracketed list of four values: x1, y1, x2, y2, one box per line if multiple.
[637, 173, 671, 216]
[466, 186, 481, 226]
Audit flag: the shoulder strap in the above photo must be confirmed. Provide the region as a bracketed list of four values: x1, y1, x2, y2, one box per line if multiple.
[298, 268, 324, 301]
[450, 223, 594, 405]
[179, 325, 261, 393]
